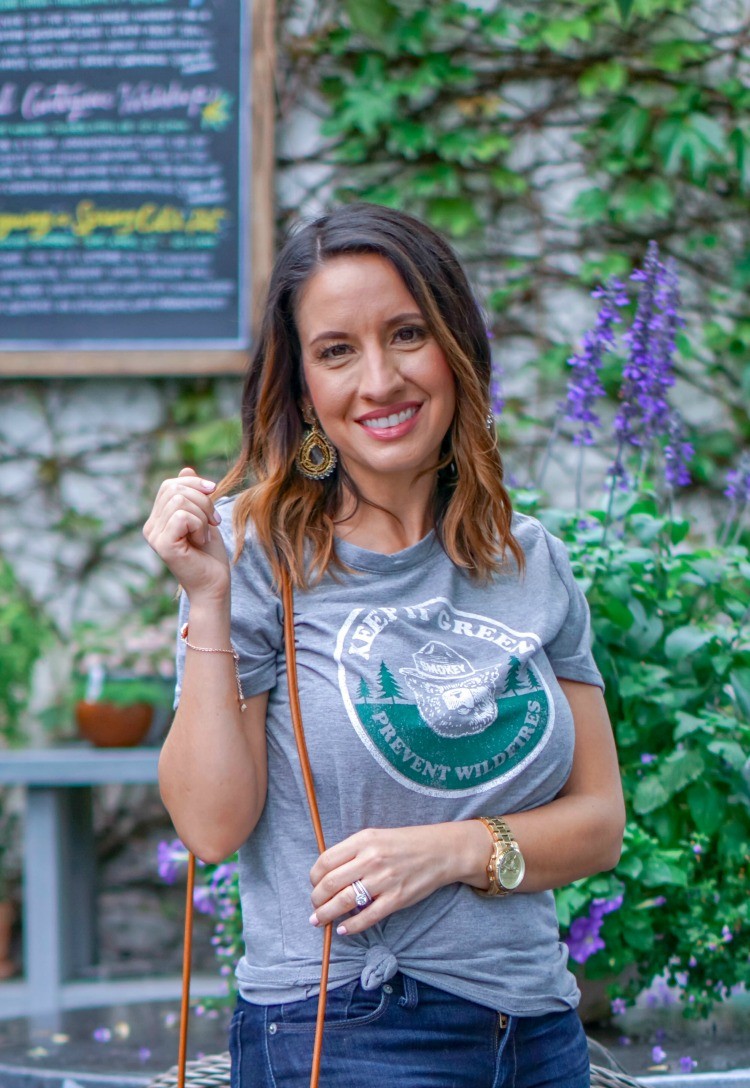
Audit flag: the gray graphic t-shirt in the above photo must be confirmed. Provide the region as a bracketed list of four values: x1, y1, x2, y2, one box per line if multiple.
[174, 498, 604, 1015]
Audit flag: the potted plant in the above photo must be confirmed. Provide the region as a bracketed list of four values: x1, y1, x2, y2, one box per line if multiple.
[73, 613, 177, 747]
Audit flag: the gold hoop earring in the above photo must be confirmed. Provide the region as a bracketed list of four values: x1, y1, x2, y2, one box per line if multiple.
[295, 408, 337, 480]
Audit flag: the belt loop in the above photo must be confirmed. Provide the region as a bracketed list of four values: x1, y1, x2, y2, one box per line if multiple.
[398, 974, 419, 1009]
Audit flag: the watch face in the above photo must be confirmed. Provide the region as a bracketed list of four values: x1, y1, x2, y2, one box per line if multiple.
[498, 847, 525, 890]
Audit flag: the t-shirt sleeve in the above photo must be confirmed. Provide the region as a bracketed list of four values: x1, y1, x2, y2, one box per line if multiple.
[172, 513, 283, 709]
[541, 526, 604, 690]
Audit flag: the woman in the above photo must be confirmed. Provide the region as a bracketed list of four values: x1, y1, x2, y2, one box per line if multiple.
[144, 203, 625, 1088]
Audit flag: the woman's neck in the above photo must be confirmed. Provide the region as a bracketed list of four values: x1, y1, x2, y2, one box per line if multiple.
[334, 475, 436, 554]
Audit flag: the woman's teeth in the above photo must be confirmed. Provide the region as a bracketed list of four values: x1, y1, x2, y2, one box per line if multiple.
[361, 407, 418, 429]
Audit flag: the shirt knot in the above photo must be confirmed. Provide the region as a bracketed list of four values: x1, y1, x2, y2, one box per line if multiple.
[360, 942, 398, 990]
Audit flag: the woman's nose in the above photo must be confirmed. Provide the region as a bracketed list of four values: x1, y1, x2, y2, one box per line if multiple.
[358, 345, 405, 401]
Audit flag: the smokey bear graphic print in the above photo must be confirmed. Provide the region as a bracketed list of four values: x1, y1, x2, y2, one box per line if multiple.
[335, 597, 554, 797]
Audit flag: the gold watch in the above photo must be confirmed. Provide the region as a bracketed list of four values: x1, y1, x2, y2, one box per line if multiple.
[475, 816, 526, 897]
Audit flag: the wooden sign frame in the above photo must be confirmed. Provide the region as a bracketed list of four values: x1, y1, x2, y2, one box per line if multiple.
[0, 0, 275, 378]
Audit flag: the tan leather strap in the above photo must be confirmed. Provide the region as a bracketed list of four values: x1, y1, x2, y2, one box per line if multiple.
[177, 567, 330, 1088]
[281, 568, 332, 1088]
[177, 852, 196, 1088]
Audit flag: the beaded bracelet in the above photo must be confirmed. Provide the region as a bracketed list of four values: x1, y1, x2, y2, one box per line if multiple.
[179, 622, 247, 711]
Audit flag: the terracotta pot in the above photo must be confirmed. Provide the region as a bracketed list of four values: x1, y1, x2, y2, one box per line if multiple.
[0, 899, 16, 980]
[75, 700, 153, 747]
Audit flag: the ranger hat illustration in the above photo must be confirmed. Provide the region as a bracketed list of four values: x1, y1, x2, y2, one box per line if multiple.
[400, 641, 505, 739]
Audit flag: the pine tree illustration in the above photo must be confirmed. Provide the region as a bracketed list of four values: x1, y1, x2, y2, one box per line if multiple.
[503, 657, 522, 695]
[379, 660, 405, 703]
[358, 677, 371, 704]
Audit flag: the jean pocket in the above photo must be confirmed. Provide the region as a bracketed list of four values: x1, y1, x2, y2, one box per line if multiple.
[228, 1006, 245, 1088]
[272, 980, 391, 1032]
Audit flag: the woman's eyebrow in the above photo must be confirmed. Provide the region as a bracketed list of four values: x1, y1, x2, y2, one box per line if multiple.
[308, 312, 424, 347]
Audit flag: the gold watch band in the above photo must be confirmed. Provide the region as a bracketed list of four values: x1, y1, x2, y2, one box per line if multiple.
[474, 816, 517, 898]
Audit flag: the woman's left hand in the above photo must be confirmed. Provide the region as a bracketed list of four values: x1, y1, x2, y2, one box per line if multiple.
[309, 822, 484, 935]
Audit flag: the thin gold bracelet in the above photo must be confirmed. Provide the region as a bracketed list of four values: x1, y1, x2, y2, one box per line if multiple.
[179, 622, 247, 711]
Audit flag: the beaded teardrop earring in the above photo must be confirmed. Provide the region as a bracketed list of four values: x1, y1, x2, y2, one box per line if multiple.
[295, 406, 338, 480]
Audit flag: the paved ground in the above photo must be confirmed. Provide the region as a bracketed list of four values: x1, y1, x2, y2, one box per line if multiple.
[0, 993, 747, 1087]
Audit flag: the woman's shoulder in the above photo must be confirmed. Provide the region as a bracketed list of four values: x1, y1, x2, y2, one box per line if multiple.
[510, 510, 549, 551]
[509, 512, 571, 572]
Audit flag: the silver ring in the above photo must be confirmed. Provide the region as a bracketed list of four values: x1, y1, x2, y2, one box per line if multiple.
[351, 879, 372, 911]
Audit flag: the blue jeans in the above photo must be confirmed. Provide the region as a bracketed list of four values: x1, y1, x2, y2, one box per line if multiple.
[229, 972, 590, 1087]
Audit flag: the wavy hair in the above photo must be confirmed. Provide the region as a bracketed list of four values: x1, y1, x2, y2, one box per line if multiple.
[216, 203, 523, 588]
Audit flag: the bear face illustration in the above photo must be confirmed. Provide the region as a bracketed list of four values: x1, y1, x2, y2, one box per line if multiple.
[399, 641, 506, 739]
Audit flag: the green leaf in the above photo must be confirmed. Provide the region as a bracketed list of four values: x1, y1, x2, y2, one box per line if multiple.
[730, 668, 750, 721]
[425, 196, 480, 237]
[614, 0, 635, 21]
[472, 132, 512, 163]
[633, 776, 670, 815]
[640, 855, 689, 888]
[707, 739, 747, 770]
[674, 712, 708, 740]
[616, 854, 643, 879]
[613, 178, 674, 222]
[663, 626, 713, 661]
[579, 61, 628, 99]
[344, 0, 398, 42]
[648, 40, 711, 73]
[600, 598, 634, 629]
[687, 783, 725, 834]
[612, 105, 650, 156]
[660, 749, 706, 797]
[541, 16, 591, 51]
[570, 187, 609, 223]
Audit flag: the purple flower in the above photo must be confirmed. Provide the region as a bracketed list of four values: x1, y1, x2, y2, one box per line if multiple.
[490, 359, 504, 418]
[92, 1027, 111, 1043]
[138, 1048, 152, 1063]
[688, 955, 697, 967]
[692, 844, 703, 856]
[618, 1035, 632, 1047]
[725, 451, 750, 505]
[565, 914, 605, 963]
[679, 1056, 697, 1073]
[157, 839, 188, 884]
[611, 997, 627, 1015]
[722, 925, 733, 943]
[663, 411, 693, 490]
[590, 894, 624, 918]
[564, 280, 628, 446]
[652, 896, 667, 907]
[613, 242, 684, 462]
[193, 885, 217, 915]
[651, 1045, 667, 1063]
[641, 752, 656, 764]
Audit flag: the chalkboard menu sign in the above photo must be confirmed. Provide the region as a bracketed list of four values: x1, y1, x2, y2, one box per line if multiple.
[0, 0, 250, 352]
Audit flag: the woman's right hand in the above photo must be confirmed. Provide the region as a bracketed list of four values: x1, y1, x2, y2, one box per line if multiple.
[143, 466, 230, 600]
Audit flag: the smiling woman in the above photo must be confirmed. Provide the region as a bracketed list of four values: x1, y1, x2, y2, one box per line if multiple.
[295, 252, 457, 531]
[144, 203, 625, 1088]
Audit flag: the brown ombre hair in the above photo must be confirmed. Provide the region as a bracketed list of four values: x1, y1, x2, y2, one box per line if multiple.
[217, 203, 523, 587]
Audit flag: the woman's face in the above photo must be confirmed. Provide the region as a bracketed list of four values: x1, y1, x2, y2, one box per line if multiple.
[295, 253, 456, 495]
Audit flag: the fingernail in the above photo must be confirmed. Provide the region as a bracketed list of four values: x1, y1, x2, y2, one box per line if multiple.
[201, 479, 216, 491]
[336, 925, 347, 936]
[308, 913, 319, 927]
[211, 511, 222, 524]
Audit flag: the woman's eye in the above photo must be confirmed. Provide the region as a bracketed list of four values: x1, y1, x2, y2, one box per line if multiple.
[320, 343, 351, 360]
[394, 325, 426, 344]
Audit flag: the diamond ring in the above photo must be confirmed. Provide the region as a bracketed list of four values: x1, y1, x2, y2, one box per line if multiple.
[351, 879, 373, 911]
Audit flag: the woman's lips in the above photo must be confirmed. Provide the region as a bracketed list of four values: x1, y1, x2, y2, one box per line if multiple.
[357, 404, 422, 440]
